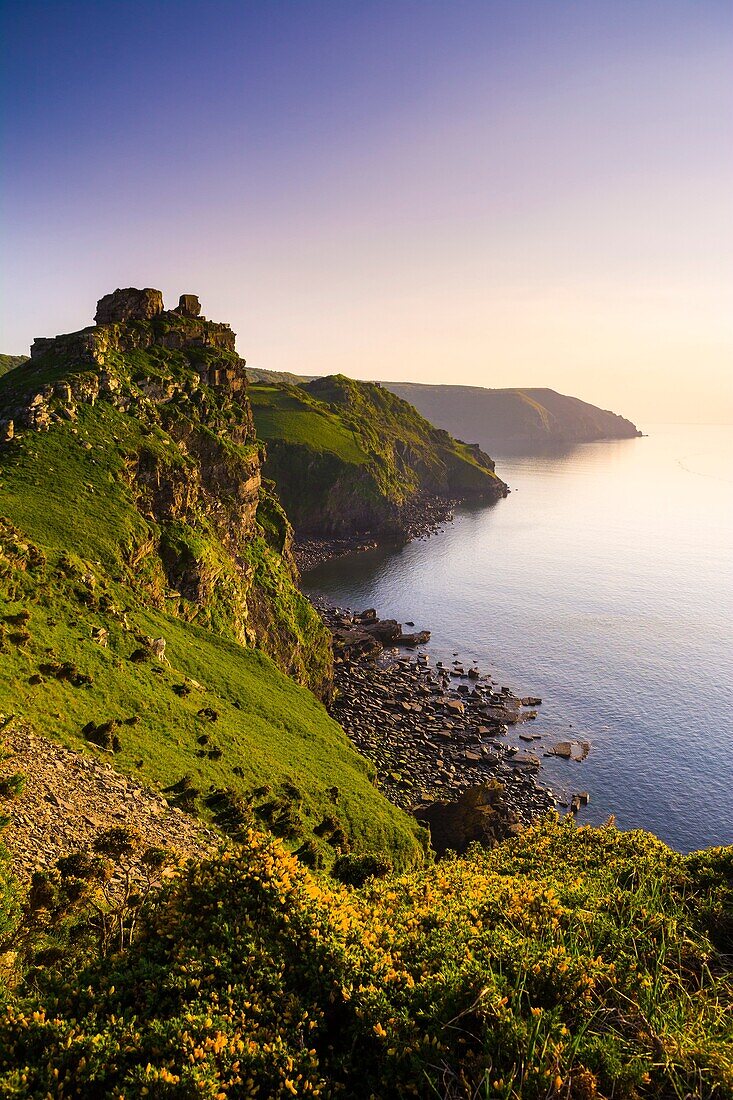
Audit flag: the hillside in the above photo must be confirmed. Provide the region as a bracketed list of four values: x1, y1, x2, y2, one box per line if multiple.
[385, 382, 642, 454]
[250, 375, 507, 539]
[246, 364, 315, 386]
[0, 298, 731, 1100]
[0, 354, 28, 378]
[0, 289, 427, 870]
[1, 817, 731, 1097]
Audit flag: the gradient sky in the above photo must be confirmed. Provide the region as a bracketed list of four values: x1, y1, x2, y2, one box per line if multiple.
[2, 0, 731, 424]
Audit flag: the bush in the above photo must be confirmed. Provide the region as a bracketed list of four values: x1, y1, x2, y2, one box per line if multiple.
[0, 818, 731, 1097]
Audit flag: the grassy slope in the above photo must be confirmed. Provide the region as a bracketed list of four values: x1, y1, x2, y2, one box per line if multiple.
[0, 355, 28, 378]
[250, 374, 505, 537]
[1, 818, 730, 1097]
[245, 365, 315, 386]
[0, 342, 426, 870]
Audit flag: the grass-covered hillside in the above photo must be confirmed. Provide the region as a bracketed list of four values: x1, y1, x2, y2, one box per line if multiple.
[1, 817, 730, 1097]
[386, 383, 642, 455]
[0, 355, 27, 378]
[0, 297, 427, 869]
[250, 374, 507, 538]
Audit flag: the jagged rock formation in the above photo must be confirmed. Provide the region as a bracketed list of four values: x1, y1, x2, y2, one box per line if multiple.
[94, 287, 165, 325]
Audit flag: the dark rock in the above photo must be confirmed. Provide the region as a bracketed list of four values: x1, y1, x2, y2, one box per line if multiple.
[362, 619, 402, 644]
[413, 782, 521, 855]
[175, 294, 202, 318]
[95, 287, 164, 325]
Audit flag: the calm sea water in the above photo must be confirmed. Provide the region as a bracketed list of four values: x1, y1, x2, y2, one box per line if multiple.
[303, 425, 733, 852]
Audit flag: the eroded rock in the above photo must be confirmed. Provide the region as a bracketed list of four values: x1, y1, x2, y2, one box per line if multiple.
[95, 287, 164, 325]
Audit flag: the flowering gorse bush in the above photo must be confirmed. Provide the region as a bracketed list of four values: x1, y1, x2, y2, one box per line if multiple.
[0, 816, 731, 1098]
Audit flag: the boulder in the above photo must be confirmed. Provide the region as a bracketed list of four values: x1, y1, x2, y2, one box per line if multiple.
[95, 287, 164, 325]
[176, 293, 202, 317]
[413, 782, 521, 855]
[362, 619, 402, 644]
[549, 741, 573, 759]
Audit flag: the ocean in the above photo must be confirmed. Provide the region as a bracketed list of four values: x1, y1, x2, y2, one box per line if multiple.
[303, 424, 733, 852]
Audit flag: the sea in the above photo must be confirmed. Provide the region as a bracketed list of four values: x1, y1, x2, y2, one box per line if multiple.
[303, 424, 733, 853]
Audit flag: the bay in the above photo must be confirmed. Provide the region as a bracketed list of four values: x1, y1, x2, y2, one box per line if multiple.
[303, 424, 733, 852]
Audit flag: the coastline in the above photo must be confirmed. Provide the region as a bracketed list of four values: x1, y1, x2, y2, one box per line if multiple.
[294, 492, 495, 572]
[310, 599, 587, 851]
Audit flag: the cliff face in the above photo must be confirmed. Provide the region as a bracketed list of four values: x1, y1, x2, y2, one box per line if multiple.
[0, 289, 331, 696]
[250, 374, 507, 539]
[384, 383, 641, 455]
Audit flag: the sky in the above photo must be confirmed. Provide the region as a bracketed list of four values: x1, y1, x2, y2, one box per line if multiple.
[2, 0, 732, 425]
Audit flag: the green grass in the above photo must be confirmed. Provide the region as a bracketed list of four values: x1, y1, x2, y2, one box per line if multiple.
[250, 375, 505, 537]
[0, 355, 28, 379]
[0, 527, 426, 870]
[0, 320, 428, 868]
[250, 384, 369, 464]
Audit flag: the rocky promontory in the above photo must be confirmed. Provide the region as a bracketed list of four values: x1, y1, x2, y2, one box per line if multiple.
[250, 374, 507, 548]
[385, 382, 642, 455]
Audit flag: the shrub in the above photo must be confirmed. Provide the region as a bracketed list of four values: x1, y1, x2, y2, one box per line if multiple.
[0, 818, 731, 1098]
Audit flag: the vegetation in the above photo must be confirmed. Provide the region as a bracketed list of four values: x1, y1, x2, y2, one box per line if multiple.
[245, 364, 315, 386]
[1, 329, 729, 1099]
[250, 375, 505, 537]
[0, 817, 730, 1097]
[0, 355, 27, 379]
[0, 518, 425, 872]
[0, 316, 427, 868]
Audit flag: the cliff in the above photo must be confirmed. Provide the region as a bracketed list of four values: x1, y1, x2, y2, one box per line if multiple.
[385, 382, 642, 454]
[250, 374, 507, 539]
[0, 289, 427, 869]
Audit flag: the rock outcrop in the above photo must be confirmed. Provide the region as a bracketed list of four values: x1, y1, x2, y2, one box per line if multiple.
[175, 293, 202, 317]
[413, 782, 524, 855]
[95, 287, 164, 324]
[0, 290, 333, 697]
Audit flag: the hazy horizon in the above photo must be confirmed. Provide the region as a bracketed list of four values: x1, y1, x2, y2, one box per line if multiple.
[2, 0, 731, 425]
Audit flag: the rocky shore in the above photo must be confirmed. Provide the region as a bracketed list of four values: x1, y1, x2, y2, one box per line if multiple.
[313, 603, 588, 850]
[295, 494, 470, 573]
[0, 721, 219, 887]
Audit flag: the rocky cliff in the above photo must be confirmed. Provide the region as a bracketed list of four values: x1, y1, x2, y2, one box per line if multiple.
[385, 382, 642, 454]
[0, 289, 331, 693]
[250, 374, 507, 540]
[0, 289, 427, 869]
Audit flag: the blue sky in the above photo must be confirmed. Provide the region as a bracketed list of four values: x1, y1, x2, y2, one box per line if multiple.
[2, 1, 732, 421]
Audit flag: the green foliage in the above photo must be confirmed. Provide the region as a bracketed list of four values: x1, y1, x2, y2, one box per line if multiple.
[0, 818, 730, 1097]
[0, 774, 25, 799]
[0, 829, 19, 984]
[250, 375, 505, 537]
[0, 317, 428, 870]
[0, 355, 28, 380]
[0, 524, 426, 871]
[1, 826, 176, 987]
